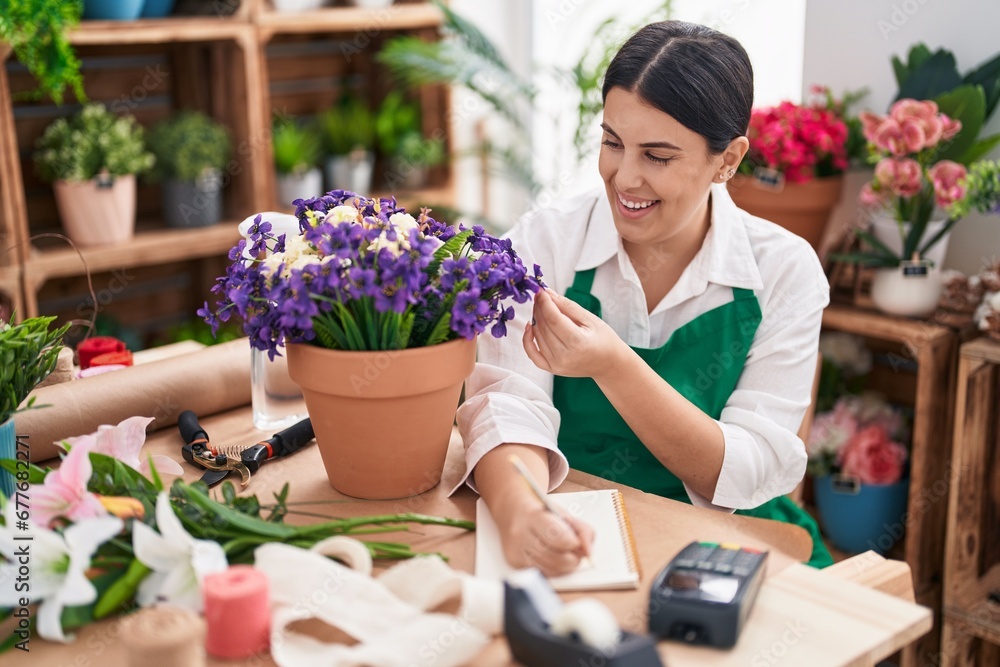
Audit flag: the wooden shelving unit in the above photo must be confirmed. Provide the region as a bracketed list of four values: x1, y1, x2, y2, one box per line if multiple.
[0, 0, 453, 337]
[942, 338, 1000, 667]
[819, 303, 979, 667]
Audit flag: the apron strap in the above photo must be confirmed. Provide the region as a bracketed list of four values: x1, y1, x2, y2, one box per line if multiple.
[570, 267, 597, 294]
[732, 287, 756, 301]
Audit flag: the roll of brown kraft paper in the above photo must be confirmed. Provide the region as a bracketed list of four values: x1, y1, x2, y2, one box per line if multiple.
[14, 338, 252, 463]
[121, 606, 207, 667]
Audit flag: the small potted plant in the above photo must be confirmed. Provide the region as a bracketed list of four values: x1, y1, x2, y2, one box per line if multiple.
[0, 315, 69, 498]
[147, 111, 232, 228]
[34, 104, 155, 247]
[728, 86, 862, 250]
[319, 96, 376, 195]
[375, 91, 445, 190]
[272, 118, 323, 207]
[808, 393, 910, 555]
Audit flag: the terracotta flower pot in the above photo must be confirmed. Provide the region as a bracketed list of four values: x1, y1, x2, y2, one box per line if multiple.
[286, 337, 477, 499]
[727, 174, 844, 251]
[52, 175, 137, 247]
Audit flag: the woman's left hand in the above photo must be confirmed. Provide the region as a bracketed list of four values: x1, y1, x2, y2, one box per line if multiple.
[523, 288, 630, 379]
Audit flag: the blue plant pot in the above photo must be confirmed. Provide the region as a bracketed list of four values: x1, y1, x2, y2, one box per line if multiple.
[84, 0, 145, 20]
[0, 419, 15, 500]
[141, 0, 176, 17]
[814, 475, 910, 555]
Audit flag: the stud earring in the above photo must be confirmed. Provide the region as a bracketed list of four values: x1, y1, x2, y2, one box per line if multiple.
[728, 168, 735, 177]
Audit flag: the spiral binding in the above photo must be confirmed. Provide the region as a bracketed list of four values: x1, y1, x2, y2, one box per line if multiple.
[613, 490, 642, 579]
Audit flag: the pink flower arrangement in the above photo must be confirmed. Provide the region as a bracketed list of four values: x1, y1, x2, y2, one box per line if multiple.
[807, 394, 909, 485]
[741, 89, 850, 184]
[860, 99, 965, 213]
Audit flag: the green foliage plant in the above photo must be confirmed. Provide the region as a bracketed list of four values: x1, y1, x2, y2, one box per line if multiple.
[272, 118, 321, 176]
[147, 111, 231, 182]
[374, 91, 422, 159]
[0, 0, 86, 104]
[0, 315, 70, 425]
[892, 43, 1000, 165]
[318, 96, 375, 157]
[34, 103, 155, 182]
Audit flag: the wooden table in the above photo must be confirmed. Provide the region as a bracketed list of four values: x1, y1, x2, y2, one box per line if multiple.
[7, 407, 932, 666]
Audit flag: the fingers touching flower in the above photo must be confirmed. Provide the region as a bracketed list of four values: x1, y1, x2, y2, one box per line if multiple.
[64, 416, 183, 477]
[132, 493, 228, 612]
[31, 443, 108, 528]
[0, 503, 122, 642]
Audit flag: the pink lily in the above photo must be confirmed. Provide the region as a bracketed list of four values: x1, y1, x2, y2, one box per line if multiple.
[63, 416, 184, 477]
[31, 443, 108, 528]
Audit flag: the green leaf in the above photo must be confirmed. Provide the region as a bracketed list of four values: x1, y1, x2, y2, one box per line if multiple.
[828, 252, 900, 268]
[855, 228, 901, 260]
[935, 85, 986, 164]
[959, 133, 1000, 163]
[93, 559, 150, 619]
[425, 312, 454, 347]
[0, 459, 50, 485]
[895, 48, 962, 103]
[963, 50, 1000, 119]
[427, 229, 474, 277]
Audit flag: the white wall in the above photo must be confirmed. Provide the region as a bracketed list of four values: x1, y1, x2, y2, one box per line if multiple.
[803, 0, 1000, 275]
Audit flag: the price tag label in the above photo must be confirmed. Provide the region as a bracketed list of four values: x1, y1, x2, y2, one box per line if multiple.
[751, 166, 785, 192]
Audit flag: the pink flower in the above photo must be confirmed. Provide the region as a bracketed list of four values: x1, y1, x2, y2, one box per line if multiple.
[860, 182, 888, 207]
[899, 118, 927, 153]
[859, 111, 885, 142]
[63, 416, 184, 477]
[875, 157, 923, 198]
[30, 444, 108, 528]
[872, 119, 913, 157]
[839, 425, 908, 485]
[889, 99, 938, 126]
[941, 116, 962, 141]
[808, 403, 859, 459]
[928, 160, 967, 207]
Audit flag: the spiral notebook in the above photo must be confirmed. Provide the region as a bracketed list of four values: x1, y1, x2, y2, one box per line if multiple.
[474, 489, 641, 591]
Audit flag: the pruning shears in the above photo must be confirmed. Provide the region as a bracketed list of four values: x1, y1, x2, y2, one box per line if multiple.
[178, 410, 315, 488]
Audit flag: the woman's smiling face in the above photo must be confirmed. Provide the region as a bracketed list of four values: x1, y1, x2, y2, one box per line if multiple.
[599, 87, 741, 249]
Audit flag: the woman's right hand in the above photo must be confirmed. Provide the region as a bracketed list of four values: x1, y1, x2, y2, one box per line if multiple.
[498, 502, 595, 577]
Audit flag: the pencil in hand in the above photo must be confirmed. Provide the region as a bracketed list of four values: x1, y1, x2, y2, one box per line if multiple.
[508, 454, 593, 567]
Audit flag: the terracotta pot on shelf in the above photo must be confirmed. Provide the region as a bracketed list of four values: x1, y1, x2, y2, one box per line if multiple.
[52, 174, 137, 247]
[727, 174, 844, 251]
[286, 337, 477, 499]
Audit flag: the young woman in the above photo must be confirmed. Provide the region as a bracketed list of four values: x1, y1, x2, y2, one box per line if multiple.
[452, 21, 832, 573]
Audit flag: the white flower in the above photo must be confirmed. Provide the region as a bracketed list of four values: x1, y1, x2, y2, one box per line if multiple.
[261, 252, 286, 277]
[389, 212, 418, 234]
[324, 205, 360, 224]
[132, 493, 228, 612]
[0, 502, 122, 642]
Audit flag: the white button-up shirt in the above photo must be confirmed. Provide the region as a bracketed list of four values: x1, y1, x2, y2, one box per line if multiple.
[452, 183, 830, 510]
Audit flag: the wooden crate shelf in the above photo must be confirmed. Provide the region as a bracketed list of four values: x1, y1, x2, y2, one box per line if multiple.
[942, 338, 1000, 666]
[0, 0, 455, 341]
[69, 18, 252, 46]
[256, 3, 443, 40]
[820, 302, 978, 667]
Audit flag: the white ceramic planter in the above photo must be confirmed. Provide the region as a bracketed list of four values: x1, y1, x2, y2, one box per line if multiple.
[324, 151, 374, 195]
[276, 168, 323, 208]
[869, 213, 952, 269]
[870, 266, 943, 318]
[52, 174, 136, 247]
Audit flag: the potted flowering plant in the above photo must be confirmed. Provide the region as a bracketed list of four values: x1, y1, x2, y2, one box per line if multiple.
[319, 96, 376, 195]
[272, 118, 323, 207]
[808, 394, 910, 555]
[842, 109, 1000, 317]
[201, 190, 543, 499]
[34, 104, 155, 247]
[728, 86, 861, 250]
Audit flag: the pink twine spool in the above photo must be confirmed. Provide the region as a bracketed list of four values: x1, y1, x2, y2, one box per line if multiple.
[203, 565, 270, 659]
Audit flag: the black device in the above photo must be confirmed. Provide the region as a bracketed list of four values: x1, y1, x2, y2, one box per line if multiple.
[648, 541, 768, 648]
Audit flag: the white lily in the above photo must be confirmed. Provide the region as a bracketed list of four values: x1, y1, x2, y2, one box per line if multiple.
[132, 492, 228, 612]
[0, 502, 122, 643]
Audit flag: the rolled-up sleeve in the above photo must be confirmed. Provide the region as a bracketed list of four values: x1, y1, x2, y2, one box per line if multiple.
[708, 276, 829, 510]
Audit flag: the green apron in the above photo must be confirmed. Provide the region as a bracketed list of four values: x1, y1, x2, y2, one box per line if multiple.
[553, 267, 832, 568]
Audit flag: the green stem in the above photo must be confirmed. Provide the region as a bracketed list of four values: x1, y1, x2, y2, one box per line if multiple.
[94, 559, 151, 619]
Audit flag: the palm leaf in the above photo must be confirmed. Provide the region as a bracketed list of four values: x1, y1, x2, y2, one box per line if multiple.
[854, 228, 901, 261]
